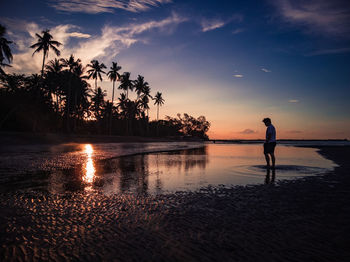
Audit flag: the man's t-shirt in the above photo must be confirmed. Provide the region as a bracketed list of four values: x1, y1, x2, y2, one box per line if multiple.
[266, 124, 276, 143]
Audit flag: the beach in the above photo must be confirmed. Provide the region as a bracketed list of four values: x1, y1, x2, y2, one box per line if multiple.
[2, 0, 349, 260]
[0, 145, 349, 261]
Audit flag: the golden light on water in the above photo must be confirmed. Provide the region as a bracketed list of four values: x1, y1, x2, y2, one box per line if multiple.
[82, 144, 95, 184]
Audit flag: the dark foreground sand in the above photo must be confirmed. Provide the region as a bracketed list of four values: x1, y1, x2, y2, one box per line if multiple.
[0, 146, 349, 261]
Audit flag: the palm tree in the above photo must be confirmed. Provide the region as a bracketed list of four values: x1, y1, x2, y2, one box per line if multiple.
[140, 95, 150, 117]
[154, 92, 164, 121]
[71, 67, 90, 129]
[87, 60, 106, 90]
[140, 84, 152, 118]
[61, 55, 83, 108]
[71, 62, 89, 116]
[45, 58, 64, 113]
[91, 87, 106, 121]
[61, 55, 81, 72]
[0, 25, 13, 76]
[117, 93, 127, 119]
[45, 58, 63, 74]
[107, 62, 122, 135]
[1, 73, 25, 93]
[91, 87, 105, 133]
[133, 75, 149, 100]
[107, 62, 122, 105]
[118, 72, 133, 99]
[124, 99, 141, 136]
[0, 61, 11, 76]
[30, 29, 61, 76]
[61, 55, 82, 131]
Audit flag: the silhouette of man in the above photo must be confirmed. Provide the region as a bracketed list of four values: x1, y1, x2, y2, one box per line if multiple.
[262, 118, 276, 169]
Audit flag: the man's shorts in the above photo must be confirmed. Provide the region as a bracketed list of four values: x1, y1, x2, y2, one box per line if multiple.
[264, 142, 276, 154]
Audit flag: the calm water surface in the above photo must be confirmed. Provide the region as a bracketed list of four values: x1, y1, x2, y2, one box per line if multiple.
[0, 143, 336, 194]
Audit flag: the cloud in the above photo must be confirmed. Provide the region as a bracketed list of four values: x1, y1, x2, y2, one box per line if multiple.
[239, 129, 257, 134]
[200, 19, 226, 32]
[69, 32, 91, 38]
[7, 13, 186, 74]
[286, 130, 302, 134]
[307, 47, 350, 56]
[200, 14, 243, 32]
[272, 0, 350, 36]
[232, 28, 244, 35]
[49, 0, 172, 14]
[288, 99, 299, 103]
[261, 68, 271, 73]
[233, 74, 243, 78]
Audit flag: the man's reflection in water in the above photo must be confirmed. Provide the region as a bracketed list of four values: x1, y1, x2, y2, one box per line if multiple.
[265, 168, 276, 185]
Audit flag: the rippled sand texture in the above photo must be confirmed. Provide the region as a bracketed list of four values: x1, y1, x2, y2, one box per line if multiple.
[1, 171, 350, 262]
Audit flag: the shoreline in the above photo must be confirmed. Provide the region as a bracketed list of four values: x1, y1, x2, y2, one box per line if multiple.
[1, 131, 348, 146]
[0, 146, 349, 261]
[0, 131, 206, 145]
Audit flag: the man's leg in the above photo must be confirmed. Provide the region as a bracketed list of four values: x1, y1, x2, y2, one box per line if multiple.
[270, 153, 275, 169]
[264, 153, 270, 167]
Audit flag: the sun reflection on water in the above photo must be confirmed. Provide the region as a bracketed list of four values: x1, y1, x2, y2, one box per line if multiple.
[82, 144, 95, 185]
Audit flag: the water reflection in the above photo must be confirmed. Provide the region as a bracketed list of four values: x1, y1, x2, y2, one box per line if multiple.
[265, 168, 276, 185]
[100, 147, 209, 194]
[82, 144, 96, 187]
[163, 148, 208, 171]
[7, 144, 335, 194]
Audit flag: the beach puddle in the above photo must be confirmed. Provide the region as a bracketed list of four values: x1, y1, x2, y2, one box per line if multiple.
[0, 143, 336, 194]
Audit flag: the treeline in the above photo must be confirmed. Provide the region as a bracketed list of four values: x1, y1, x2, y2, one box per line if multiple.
[0, 25, 210, 139]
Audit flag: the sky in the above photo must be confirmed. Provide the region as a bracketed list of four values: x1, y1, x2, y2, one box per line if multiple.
[1, 0, 349, 139]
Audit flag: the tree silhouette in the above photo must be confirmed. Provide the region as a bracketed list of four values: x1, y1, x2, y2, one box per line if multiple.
[154, 91, 164, 121]
[117, 93, 128, 119]
[140, 84, 152, 119]
[0, 25, 13, 76]
[107, 61, 122, 134]
[87, 60, 106, 90]
[107, 61, 122, 105]
[0, 28, 211, 137]
[119, 72, 133, 99]
[91, 87, 106, 133]
[133, 74, 151, 133]
[30, 29, 61, 77]
[45, 58, 63, 74]
[133, 75, 149, 100]
[70, 62, 90, 121]
[44, 58, 64, 113]
[140, 95, 150, 116]
[61, 55, 83, 131]
[61, 55, 81, 72]
[0, 60, 11, 76]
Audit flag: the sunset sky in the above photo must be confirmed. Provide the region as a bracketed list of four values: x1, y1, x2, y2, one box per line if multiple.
[1, 0, 349, 139]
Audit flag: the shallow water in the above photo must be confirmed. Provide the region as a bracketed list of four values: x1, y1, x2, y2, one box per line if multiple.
[0, 143, 336, 194]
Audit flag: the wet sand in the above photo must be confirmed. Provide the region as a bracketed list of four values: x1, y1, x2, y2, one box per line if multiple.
[0, 146, 349, 261]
